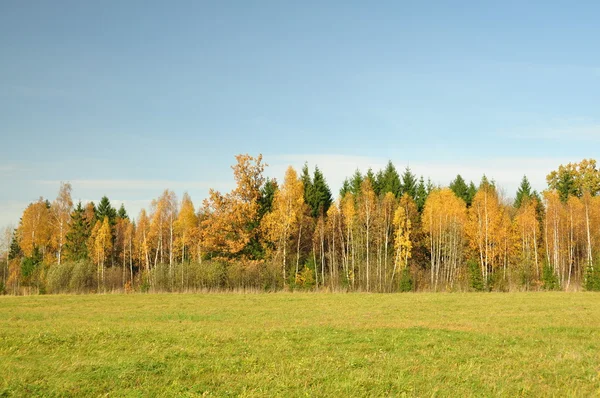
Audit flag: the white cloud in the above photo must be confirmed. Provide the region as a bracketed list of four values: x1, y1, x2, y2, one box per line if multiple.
[0, 201, 28, 228]
[36, 179, 231, 191]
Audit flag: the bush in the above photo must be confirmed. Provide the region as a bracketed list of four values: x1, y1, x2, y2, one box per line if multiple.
[46, 262, 74, 293]
[295, 265, 316, 290]
[542, 262, 559, 291]
[468, 260, 484, 292]
[69, 261, 96, 293]
[584, 264, 600, 291]
[399, 268, 413, 292]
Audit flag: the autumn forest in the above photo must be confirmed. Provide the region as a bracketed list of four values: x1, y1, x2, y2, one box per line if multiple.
[2, 155, 600, 295]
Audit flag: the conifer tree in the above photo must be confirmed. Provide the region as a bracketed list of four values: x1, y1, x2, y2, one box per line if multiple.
[377, 161, 401, 197]
[97, 196, 117, 226]
[514, 175, 533, 208]
[415, 177, 428, 212]
[65, 202, 90, 261]
[401, 167, 417, 199]
[117, 204, 129, 220]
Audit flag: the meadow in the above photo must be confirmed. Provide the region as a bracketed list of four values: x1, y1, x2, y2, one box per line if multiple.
[1, 292, 599, 396]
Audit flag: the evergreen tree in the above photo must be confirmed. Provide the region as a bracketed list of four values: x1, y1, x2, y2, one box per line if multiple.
[514, 175, 533, 208]
[365, 168, 376, 186]
[96, 196, 117, 225]
[466, 181, 477, 206]
[426, 178, 435, 194]
[350, 169, 363, 196]
[309, 167, 333, 217]
[415, 176, 428, 212]
[401, 167, 417, 199]
[339, 178, 351, 198]
[117, 204, 129, 220]
[449, 174, 469, 202]
[377, 160, 401, 197]
[65, 202, 90, 261]
[258, 178, 278, 219]
[556, 169, 578, 202]
[300, 163, 333, 217]
[8, 229, 21, 260]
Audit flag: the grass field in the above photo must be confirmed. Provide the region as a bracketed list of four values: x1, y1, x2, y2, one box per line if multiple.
[1, 293, 600, 397]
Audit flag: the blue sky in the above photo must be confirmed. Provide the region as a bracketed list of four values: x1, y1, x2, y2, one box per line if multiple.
[1, 1, 599, 226]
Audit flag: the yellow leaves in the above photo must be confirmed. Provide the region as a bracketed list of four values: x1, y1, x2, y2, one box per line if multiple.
[201, 155, 267, 258]
[18, 198, 52, 258]
[423, 189, 467, 235]
[393, 202, 412, 270]
[261, 166, 305, 260]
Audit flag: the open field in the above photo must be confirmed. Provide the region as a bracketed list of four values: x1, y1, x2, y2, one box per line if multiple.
[1, 293, 600, 396]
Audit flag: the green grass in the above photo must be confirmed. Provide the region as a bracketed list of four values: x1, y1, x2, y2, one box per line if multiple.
[1, 293, 600, 397]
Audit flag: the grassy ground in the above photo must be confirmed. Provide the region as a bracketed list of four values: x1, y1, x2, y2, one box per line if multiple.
[1, 293, 599, 397]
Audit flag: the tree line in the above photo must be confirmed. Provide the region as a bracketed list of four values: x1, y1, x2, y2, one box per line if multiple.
[2, 154, 600, 294]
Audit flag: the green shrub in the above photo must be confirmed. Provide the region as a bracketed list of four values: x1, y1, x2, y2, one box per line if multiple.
[399, 268, 413, 292]
[584, 264, 600, 291]
[468, 260, 484, 292]
[69, 261, 96, 293]
[46, 262, 74, 293]
[542, 262, 559, 291]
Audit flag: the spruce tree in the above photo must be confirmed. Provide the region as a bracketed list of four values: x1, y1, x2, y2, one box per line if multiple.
[65, 202, 90, 261]
[377, 160, 401, 197]
[415, 176, 428, 212]
[350, 170, 363, 196]
[117, 204, 129, 220]
[449, 174, 469, 202]
[259, 178, 278, 219]
[466, 182, 477, 206]
[8, 229, 21, 260]
[401, 167, 417, 199]
[97, 196, 117, 225]
[309, 166, 333, 217]
[514, 175, 533, 208]
[339, 178, 351, 198]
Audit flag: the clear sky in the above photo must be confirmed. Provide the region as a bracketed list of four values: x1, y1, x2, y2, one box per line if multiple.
[1, 1, 599, 226]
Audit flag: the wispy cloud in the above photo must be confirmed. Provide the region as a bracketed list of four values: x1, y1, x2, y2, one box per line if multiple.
[36, 179, 232, 192]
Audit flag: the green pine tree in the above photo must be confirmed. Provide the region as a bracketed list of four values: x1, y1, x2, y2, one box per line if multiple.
[401, 166, 417, 199]
[466, 181, 477, 207]
[65, 202, 90, 261]
[97, 196, 117, 225]
[415, 176, 428, 212]
[377, 160, 401, 198]
[350, 169, 363, 196]
[117, 204, 129, 219]
[514, 175, 533, 208]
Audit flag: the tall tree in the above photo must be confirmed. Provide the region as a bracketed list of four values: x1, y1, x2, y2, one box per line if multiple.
[117, 204, 129, 220]
[262, 166, 305, 285]
[18, 198, 52, 261]
[401, 167, 418, 200]
[96, 196, 117, 225]
[65, 202, 90, 261]
[93, 217, 113, 291]
[174, 193, 197, 265]
[201, 154, 266, 260]
[350, 170, 363, 196]
[51, 182, 73, 265]
[514, 175, 533, 208]
[423, 189, 467, 290]
[358, 178, 376, 291]
[391, 197, 413, 290]
[377, 161, 401, 197]
[415, 176, 428, 212]
[309, 167, 333, 218]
